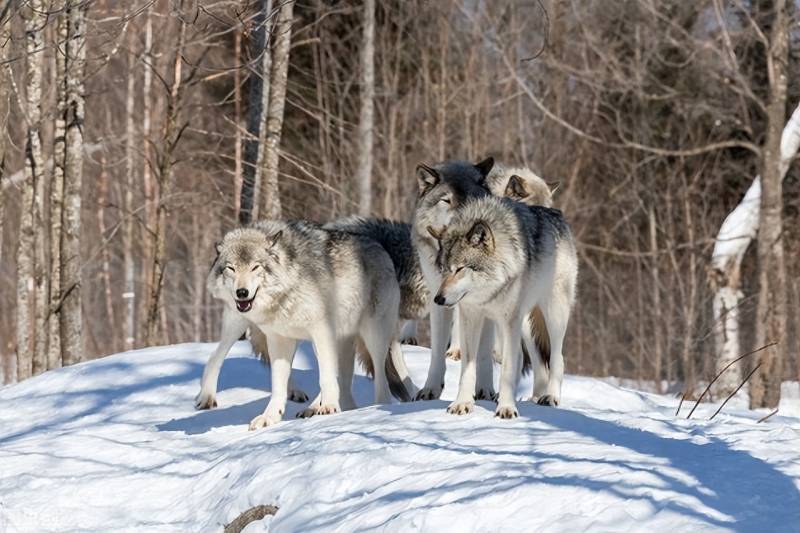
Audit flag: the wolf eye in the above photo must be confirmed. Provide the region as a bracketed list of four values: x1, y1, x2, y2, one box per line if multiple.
[226, 265, 235, 273]
[439, 197, 451, 205]
[251, 265, 261, 272]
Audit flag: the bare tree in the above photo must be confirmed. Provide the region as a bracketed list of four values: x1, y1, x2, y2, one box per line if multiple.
[258, 0, 294, 219]
[355, 0, 375, 216]
[61, 0, 88, 366]
[16, 0, 48, 380]
[123, 21, 137, 351]
[48, 4, 68, 370]
[751, 0, 791, 409]
[239, 0, 273, 224]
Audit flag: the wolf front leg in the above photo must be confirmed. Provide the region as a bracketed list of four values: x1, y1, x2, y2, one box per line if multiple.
[495, 315, 523, 419]
[416, 304, 453, 400]
[447, 310, 484, 415]
[196, 307, 249, 410]
[249, 333, 297, 430]
[310, 327, 342, 415]
[475, 319, 496, 400]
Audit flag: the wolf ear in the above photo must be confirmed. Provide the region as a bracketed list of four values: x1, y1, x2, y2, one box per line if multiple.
[267, 230, 283, 249]
[426, 225, 444, 242]
[504, 175, 529, 200]
[547, 180, 561, 195]
[474, 156, 494, 179]
[416, 164, 439, 195]
[466, 221, 495, 251]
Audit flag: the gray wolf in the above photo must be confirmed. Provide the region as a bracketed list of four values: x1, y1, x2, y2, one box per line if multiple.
[429, 195, 578, 417]
[412, 157, 498, 401]
[201, 220, 408, 429]
[486, 164, 556, 207]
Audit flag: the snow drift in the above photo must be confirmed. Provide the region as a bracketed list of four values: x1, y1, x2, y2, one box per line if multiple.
[1, 342, 799, 532]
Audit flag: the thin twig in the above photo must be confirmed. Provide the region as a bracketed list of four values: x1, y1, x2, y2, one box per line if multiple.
[757, 408, 779, 423]
[675, 391, 687, 417]
[709, 363, 762, 421]
[686, 342, 777, 419]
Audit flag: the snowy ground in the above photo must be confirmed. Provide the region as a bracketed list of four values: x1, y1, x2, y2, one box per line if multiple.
[1, 342, 799, 532]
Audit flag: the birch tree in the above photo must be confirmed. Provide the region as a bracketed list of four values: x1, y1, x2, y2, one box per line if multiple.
[123, 22, 137, 351]
[240, 0, 273, 224]
[258, 0, 293, 219]
[16, 0, 47, 380]
[48, 5, 68, 370]
[61, 0, 88, 366]
[750, 0, 790, 409]
[355, 0, 375, 216]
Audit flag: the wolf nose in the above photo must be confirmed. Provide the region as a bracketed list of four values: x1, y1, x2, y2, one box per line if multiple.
[434, 294, 445, 306]
[236, 288, 249, 300]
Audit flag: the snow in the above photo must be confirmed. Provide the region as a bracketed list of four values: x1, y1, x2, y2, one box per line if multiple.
[1, 342, 799, 532]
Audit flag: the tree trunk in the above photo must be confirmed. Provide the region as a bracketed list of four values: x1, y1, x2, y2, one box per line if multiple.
[751, 0, 790, 409]
[259, 0, 294, 220]
[709, 102, 800, 398]
[145, 14, 187, 346]
[141, 6, 155, 337]
[233, 26, 244, 222]
[61, 0, 88, 366]
[356, 0, 375, 216]
[124, 21, 137, 351]
[239, 0, 273, 224]
[17, 0, 47, 380]
[48, 6, 68, 371]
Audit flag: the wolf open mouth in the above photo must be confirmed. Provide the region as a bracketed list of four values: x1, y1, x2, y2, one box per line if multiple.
[235, 290, 257, 313]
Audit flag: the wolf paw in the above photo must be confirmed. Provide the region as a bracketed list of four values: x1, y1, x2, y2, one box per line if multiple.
[195, 392, 217, 410]
[445, 347, 462, 361]
[401, 337, 419, 346]
[288, 389, 309, 403]
[248, 412, 282, 430]
[315, 403, 341, 416]
[495, 404, 519, 419]
[447, 401, 474, 415]
[415, 384, 444, 401]
[474, 388, 497, 401]
[536, 395, 559, 407]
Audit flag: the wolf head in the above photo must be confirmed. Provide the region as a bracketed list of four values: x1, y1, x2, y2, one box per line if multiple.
[413, 157, 494, 239]
[427, 219, 498, 308]
[208, 223, 291, 315]
[488, 165, 557, 207]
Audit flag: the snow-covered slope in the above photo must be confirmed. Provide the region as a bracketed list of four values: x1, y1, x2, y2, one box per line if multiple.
[1, 342, 799, 532]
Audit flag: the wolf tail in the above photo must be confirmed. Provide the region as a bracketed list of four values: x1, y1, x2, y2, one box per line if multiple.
[529, 306, 551, 369]
[356, 338, 417, 402]
[249, 327, 270, 365]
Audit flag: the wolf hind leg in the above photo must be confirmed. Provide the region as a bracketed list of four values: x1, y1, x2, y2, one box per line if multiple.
[522, 312, 550, 402]
[475, 319, 496, 401]
[360, 321, 394, 405]
[539, 296, 571, 407]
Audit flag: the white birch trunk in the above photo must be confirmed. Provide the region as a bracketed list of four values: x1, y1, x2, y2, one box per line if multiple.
[61, 0, 87, 366]
[356, 0, 375, 216]
[17, 0, 47, 381]
[123, 22, 137, 351]
[709, 101, 800, 396]
[260, 0, 294, 220]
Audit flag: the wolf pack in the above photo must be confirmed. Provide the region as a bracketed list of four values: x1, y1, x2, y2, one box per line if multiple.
[197, 157, 578, 429]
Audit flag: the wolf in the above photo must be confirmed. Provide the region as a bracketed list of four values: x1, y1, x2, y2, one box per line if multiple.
[486, 164, 556, 208]
[412, 157, 499, 401]
[429, 195, 578, 418]
[449, 164, 557, 379]
[202, 220, 408, 429]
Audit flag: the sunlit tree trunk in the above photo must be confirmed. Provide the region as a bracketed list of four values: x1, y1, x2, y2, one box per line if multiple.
[355, 0, 375, 216]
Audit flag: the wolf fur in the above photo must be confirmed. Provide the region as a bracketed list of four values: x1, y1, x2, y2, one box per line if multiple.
[430, 195, 578, 417]
[203, 220, 408, 429]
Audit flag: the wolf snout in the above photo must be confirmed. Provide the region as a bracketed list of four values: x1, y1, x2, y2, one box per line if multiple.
[433, 293, 446, 306]
[236, 288, 249, 299]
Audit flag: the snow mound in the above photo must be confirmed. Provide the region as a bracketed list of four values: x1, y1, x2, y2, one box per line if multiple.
[1, 342, 799, 532]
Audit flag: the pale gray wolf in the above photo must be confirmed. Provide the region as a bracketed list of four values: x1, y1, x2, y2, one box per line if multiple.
[201, 220, 409, 429]
[449, 164, 557, 372]
[486, 164, 556, 208]
[429, 195, 578, 418]
[412, 157, 499, 401]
